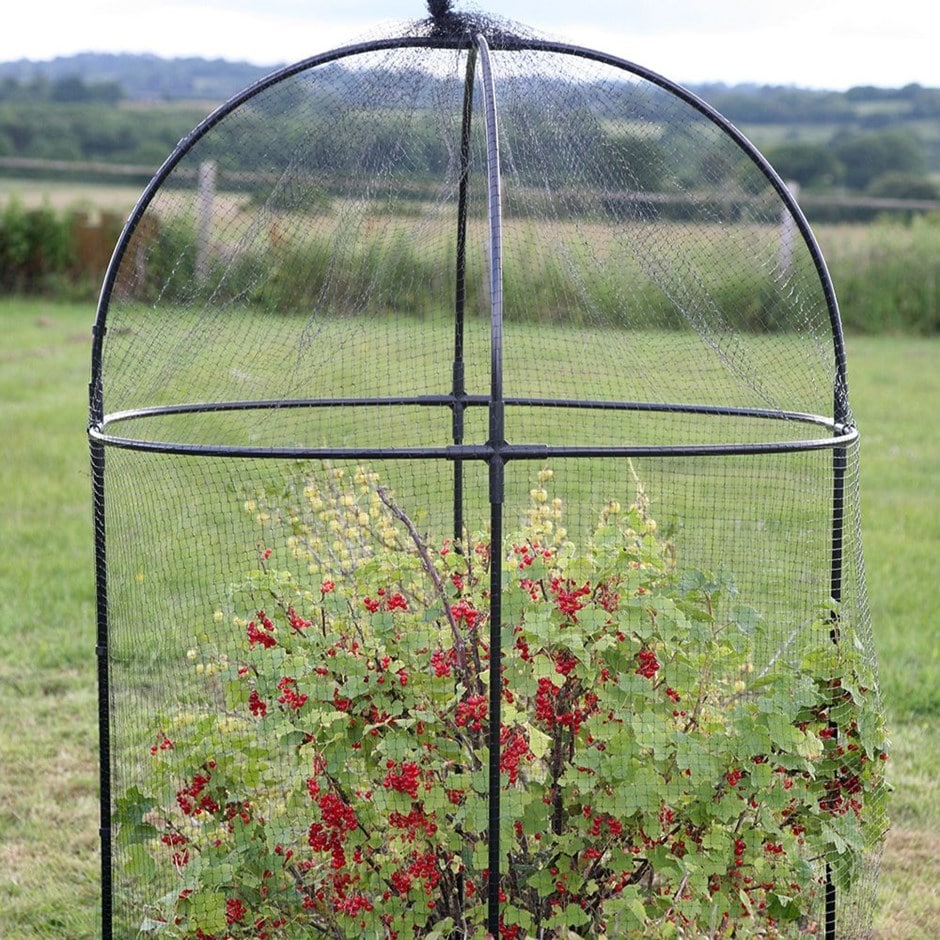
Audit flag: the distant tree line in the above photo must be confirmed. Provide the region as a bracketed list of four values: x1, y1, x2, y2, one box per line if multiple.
[0, 81, 208, 167]
[0, 53, 272, 102]
[702, 82, 940, 124]
[765, 130, 938, 199]
[0, 74, 123, 104]
[0, 57, 938, 204]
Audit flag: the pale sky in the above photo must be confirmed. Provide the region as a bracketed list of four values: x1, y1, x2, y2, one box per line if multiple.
[5, 0, 939, 90]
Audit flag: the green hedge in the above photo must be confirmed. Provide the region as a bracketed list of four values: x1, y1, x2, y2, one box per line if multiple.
[0, 202, 72, 294]
[0, 202, 124, 297]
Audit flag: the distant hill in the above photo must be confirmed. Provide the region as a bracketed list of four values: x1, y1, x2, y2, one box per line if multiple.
[0, 52, 281, 102]
[0, 53, 938, 202]
[1, 52, 938, 113]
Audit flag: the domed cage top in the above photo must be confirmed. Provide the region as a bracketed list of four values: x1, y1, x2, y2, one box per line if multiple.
[89, 6, 888, 939]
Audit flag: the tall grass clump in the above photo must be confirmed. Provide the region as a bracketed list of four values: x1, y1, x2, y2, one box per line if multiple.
[822, 216, 940, 334]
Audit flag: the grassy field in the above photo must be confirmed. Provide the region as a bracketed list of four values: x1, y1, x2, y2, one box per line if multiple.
[2, 174, 940, 335]
[0, 300, 937, 938]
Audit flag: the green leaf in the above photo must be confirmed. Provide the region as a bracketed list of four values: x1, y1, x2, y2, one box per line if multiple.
[279, 729, 310, 748]
[124, 843, 156, 880]
[522, 609, 554, 642]
[472, 840, 489, 870]
[732, 603, 761, 635]
[424, 919, 457, 940]
[522, 792, 551, 837]
[565, 557, 594, 583]
[750, 760, 772, 790]
[526, 723, 551, 760]
[188, 891, 227, 934]
[502, 904, 534, 929]
[614, 764, 660, 815]
[198, 860, 235, 887]
[530, 656, 560, 682]
[614, 887, 649, 929]
[575, 606, 610, 637]
[546, 902, 591, 929]
[114, 787, 158, 846]
[464, 796, 488, 833]
[631, 710, 669, 749]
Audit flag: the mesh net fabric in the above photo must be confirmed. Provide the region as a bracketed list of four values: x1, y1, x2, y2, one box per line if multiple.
[92, 10, 887, 939]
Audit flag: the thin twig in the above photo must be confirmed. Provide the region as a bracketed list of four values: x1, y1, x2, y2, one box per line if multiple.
[286, 864, 344, 938]
[376, 486, 467, 673]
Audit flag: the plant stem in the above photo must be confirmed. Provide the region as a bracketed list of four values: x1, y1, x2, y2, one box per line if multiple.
[377, 486, 470, 678]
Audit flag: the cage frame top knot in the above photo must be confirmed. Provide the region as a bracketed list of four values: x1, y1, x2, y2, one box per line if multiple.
[90, 8, 870, 940]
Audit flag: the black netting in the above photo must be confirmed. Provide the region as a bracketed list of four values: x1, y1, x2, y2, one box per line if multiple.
[91, 11, 887, 939]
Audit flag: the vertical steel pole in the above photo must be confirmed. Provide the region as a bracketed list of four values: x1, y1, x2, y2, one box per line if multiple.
[826, 439, 848, 940]
[475, 33, 505, 939]
[90, 436, 112, 940]
[89, 302, 113, 940]
[452, 47, 477, 544]
[825, 275, 853, 940]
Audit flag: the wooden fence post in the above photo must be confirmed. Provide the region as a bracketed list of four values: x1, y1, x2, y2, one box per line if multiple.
[196, 160, 217, 285]
[780, 179, 800, 277]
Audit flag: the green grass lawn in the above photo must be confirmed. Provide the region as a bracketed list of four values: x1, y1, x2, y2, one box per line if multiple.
[844, 335, 940, 937]
[0, 300, 937, 938]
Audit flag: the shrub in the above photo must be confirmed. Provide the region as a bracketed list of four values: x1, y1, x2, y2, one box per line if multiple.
[118, 466, 889, 939]
[763, 143, 844, 191]
[866, 172, 940, 201]
[833, 130, 926, 192]
[0, 200, 73, 293]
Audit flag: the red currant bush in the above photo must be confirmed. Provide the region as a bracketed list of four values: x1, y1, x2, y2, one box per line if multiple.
[118, 466, 889, 939]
